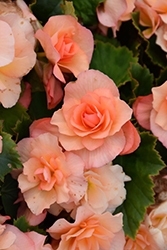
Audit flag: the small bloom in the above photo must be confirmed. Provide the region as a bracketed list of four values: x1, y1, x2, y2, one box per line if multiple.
[145, 201, 167, 249]
[17, 133, 87, 215]
[51, 69, 134, 168]
[34, 15, 94, 83]
[0, 1, 36, 107]
[97, 0, 135, 36]
[47, 206, 125, 250]
[82, 163, 131, 214]
[124, 223, 160, 250]
[133, 81, 167, 148]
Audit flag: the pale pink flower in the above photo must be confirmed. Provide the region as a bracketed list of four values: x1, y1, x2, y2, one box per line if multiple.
[132, 94, 153, 130]
[0, 135, 3, 153]
[0, 1, 36, 108]
[120, 121, 141, 155]
[43, 63, 64, 109]
[97, 0, 135, 36]
[145, 201, 167, 249]
[17, 132, 87, 215]
[34, 15, 94, 83]
[47, 206, 125, 250]
[0, 216, 52, 250]
[133, 81, 167, 148]
[155, 23, 167, 52]
[124, 223, 160, 250]
[18, 82, 31, 108]
[82, 163, 131, 214]
[29, 118, 59, 138]
[51, 69, 134, 168]
[135, 0, 161, 38]
[15, 192, 47, 226]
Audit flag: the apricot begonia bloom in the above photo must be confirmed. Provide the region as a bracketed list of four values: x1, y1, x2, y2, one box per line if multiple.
[133, 81, 167, 148]
[82, 163, 131, 214]
[51, 70, 134, 168]
[17, 133, 87, 215]
[34, 15, 94, 83]
[97, 0, 135, 36]
[0, 2, 36, 108]
[135, 0, 161, 38]
[0, 215, 53, 250]
[124, 223, 160, 250]
[47, 206, 125, 250]
[29, 117, 59, 138]
[145, 201, 167, 250]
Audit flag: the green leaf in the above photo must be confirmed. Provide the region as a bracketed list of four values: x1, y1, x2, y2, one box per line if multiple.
[14, 216, 46, 235]
[0, 132, 22, 181]
[113, 132, 165, 239]
[131, 12, 167, 68]
[0, 102, 31, 137]
[1, 174, 20, 219]
[14, 216, 30, 232]
[30, 0, 63, 25]
[61, 1, 78, 19]
[129, 62, 154, 97]
[68, 0, 104, 26]
[90, 41, 138, 87]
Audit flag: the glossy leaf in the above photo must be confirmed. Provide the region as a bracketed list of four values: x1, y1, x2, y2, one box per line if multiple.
[90, 41, 138, 87]
[113, 133, 165, 239]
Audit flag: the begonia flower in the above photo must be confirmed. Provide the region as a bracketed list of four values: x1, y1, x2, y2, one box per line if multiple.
[0, 135, 3, 153]
[0, 215, 52, 250]
[43, 63, 64, 109]
[133, 81, 167, 148]
[47, 206, 125, 250]
[34, 15, 94, 83]
[51, 69, 138, 168]
[97, 0, 135, 36]
[82, 163, 131, 214]
[155, 23, 167, 52]
[124, 223, 160, 250]
[145, 201, 167, 249]
[0, 1, 36, 108]
[29, 118, 59, 138]
[135, 0, 161, 38]
[15, 191, 47, 226]
[18, 82, 31, 109]
[17, 132, 87, 215]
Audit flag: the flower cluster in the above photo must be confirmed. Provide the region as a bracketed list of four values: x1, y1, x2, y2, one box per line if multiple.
[1, 0, 167, 249]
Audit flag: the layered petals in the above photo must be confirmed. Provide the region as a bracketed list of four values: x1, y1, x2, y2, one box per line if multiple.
[51, 70, 136, 168]
[17, 133, 87, 215]
[35, 15, 94, 83]
[0, 3, 36, 107]
[47, 206, 125, 250]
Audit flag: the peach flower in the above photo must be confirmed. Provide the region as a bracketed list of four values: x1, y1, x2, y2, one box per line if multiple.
[82, 163, 131, 214]
[43, 63, 64, 109]
[0, 135, 3, 153]
[15, 192, 47, 226]
[155, 23, 167, 52]
[0, 1, 36, 108]
[124, 223, 160, 250]
[97, 0, 135, 36]
[133, 81, 167, 148]
[29, 118, 59, 138]
[34, 15, 94, 83]
[47, 206, 125, 250]
[51, 70, 136, 168]
[17, 132, 87, 215]
[0, 215, 52, 250]
[135, 0, 161, 38]
[145, 201, 167, 249]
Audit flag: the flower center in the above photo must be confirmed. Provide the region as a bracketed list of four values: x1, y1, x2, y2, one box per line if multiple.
[33, 156, 64, 191]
